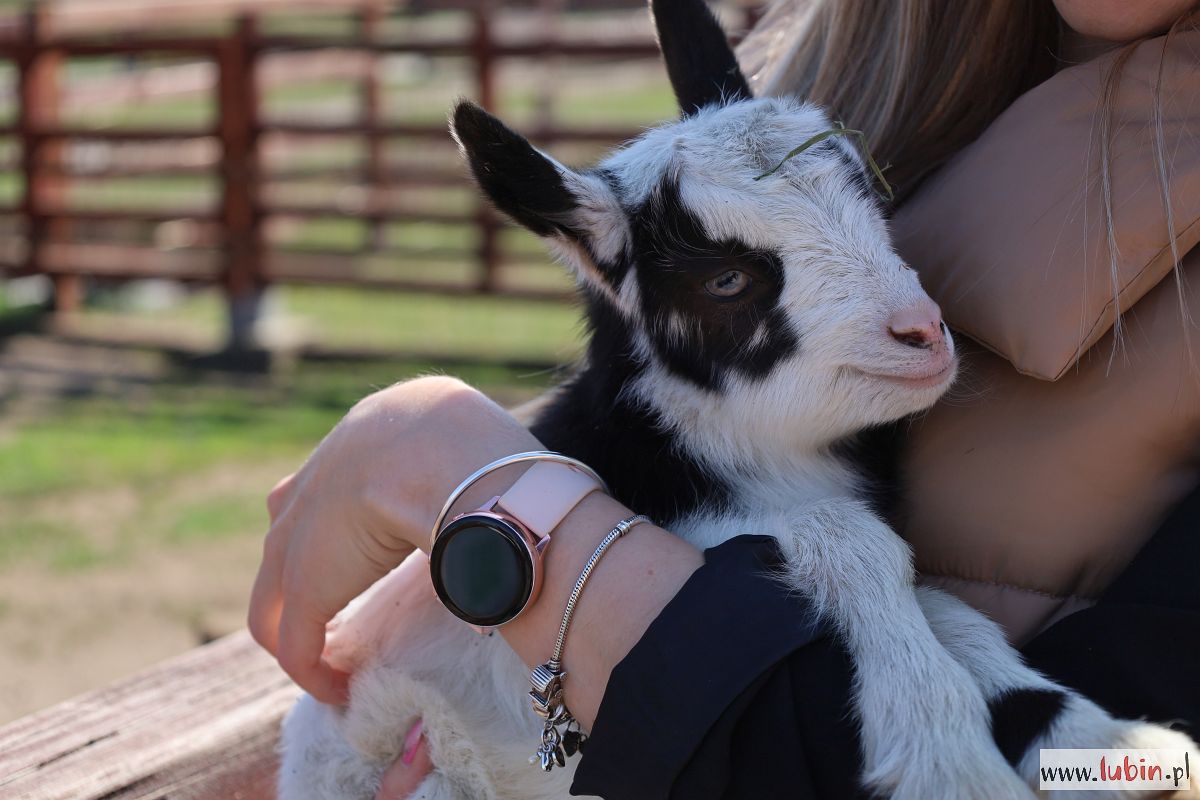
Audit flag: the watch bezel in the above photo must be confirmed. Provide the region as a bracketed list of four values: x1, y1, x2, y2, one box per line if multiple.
[429, 509, 543, 628]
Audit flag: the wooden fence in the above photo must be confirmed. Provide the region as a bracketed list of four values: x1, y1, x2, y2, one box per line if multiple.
[0, 630, 296, 799]
[0, 2, 759, 347]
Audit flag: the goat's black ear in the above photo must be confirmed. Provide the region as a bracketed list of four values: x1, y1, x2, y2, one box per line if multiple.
[450, 100, 578, 237]
[650, 0, 752, 116]
[451, 100, 630, 295]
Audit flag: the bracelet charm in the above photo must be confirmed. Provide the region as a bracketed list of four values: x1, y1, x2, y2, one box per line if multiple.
[529, 659, 579, 770]
[529, 661, 567, 721]
[534, 722, 568, 771]
[526, 514, 650, 772]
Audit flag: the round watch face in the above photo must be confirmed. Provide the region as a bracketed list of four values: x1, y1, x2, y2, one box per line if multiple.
[430, 515, 534, 627]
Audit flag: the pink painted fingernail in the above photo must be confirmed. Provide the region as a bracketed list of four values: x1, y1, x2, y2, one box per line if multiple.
[401, 719, 424, 765]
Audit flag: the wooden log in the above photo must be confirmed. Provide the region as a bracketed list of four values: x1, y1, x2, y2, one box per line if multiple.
[32, 126, 219, 141]
[260, 120, 643, 143]
[0, 630, 299, 800]
[39, 241, 223, 280]
[2, 38, 221, 56]
[39, 206, 221, 222]
[250, 35, 659, 58]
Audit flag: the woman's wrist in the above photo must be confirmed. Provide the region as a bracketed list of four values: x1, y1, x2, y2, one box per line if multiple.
[428, 461, 535, 550]
[495, 491, 703, 730]
[425, 448, 705, 728]
[354, 378, 544, 554]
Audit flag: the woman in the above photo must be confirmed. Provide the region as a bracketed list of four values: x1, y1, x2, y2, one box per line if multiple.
[250, 0, 1200, 796]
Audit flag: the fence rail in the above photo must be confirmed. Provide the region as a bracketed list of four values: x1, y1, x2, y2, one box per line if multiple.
[0, 2, 762, 347]
[0, 630, 295, 800]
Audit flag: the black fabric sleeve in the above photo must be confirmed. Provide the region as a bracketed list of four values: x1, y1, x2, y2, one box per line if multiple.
[1021, 480, 1200, 736]
[570, 535, 864, 800]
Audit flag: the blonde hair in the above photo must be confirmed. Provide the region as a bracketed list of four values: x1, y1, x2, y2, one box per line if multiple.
[738, 0, 1059, 201]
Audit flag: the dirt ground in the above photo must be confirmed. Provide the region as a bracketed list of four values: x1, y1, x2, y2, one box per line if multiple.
[0, 536, 263, 724]
[0, 458, 292, 725]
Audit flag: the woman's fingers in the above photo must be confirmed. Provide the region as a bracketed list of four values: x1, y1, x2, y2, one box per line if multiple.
[249, 475, 296, 654]
[267, 473, 296, 521]
[248, 517, 290, 655]
[253, 472, 356, 701]
[276, 590, 350, 705]
[247, 565, 283, 655]
[375, 720, 433, 800]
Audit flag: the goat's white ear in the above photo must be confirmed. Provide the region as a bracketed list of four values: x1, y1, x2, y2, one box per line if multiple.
[451, 101, 628, 292]
[650, 0, 751, 116]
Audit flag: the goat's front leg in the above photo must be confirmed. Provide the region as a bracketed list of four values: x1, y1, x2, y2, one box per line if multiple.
[768, 500, 1033, 800]
[915, 587, 1200, 797]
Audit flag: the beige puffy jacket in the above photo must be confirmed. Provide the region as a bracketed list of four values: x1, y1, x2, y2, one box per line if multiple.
[893, 31, 1200, 644]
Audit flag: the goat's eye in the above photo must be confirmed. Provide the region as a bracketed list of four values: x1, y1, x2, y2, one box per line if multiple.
[704, 270, 750, 298]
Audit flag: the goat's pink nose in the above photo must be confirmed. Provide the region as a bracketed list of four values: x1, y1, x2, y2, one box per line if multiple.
[887, 302, 945, 349]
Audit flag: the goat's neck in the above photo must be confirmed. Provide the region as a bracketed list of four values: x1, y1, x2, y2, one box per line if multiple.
[531, 307, 868, 524]
[530, 348, 729, 525]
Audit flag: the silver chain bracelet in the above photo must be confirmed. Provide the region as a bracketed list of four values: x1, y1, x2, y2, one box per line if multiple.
[528, 513, 651, 772]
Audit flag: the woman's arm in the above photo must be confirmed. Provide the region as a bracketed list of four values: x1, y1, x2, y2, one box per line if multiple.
[248, 375, 702, 725]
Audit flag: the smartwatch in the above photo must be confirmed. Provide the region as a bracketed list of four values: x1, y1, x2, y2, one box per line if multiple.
[429, 455, 606, 628]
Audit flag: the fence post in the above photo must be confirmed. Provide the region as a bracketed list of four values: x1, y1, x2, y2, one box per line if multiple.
[17, 8, 77, 313]
[359, 2, 386, 252]
[217, 14, 263, 351]
[471, 4, 498, 293]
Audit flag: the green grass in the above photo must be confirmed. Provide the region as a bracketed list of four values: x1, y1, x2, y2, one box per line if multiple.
[0, 352, 569, 501]
[165, 493, 267, 544]
[279, 217, 372, 250]
[0, 518, 88, 570]
[527, 82, 674, 127]
[283, 286, 582, 357]
[0, 352, 565, 571]
[1, 389, 334, 500]
[78, 284, 584, 359]
[69, 175, 218, 209]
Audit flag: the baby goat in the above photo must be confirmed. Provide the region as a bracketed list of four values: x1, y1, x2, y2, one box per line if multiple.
[279, 1, 1197, 798]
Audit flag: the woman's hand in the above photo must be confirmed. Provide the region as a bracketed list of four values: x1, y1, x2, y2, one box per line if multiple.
[248, 376, 542, 704]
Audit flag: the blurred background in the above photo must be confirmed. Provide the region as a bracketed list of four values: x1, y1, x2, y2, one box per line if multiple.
[0, 0, 762, 725]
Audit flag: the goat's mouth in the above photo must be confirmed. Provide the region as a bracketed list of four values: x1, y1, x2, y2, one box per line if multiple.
[853, 359, 957, 390]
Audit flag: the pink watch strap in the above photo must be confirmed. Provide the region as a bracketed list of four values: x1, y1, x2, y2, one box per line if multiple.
[494, 460, 602, 538]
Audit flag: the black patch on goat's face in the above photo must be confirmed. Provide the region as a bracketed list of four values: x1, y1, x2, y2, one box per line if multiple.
[628, 180, 799, 391]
